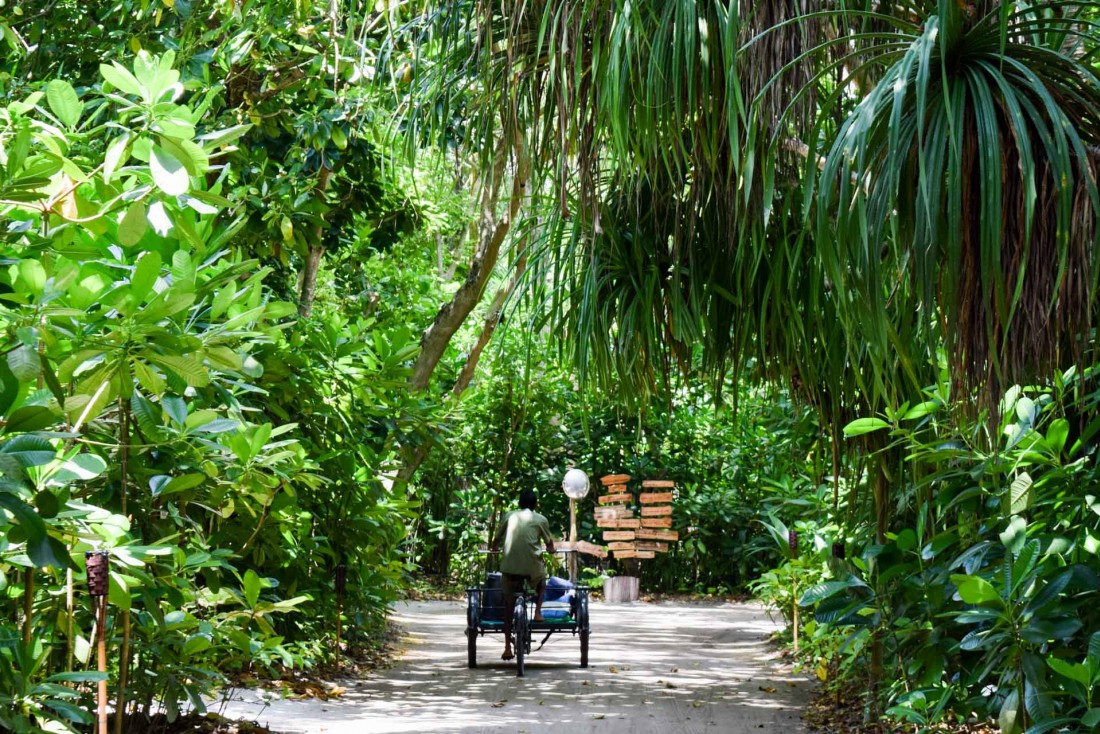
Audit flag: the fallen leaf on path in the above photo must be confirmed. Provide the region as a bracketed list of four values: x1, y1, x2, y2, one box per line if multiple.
[592, 714, 606, 720]
[787, 682, 797, 688]
[609, 666, 619, 673]
[491, 700, 507, 708]
[665, 682, 677, 689]
[759, 686, 777, 693]
[670, 666, 679, 672]
[691, 701, 703, 708]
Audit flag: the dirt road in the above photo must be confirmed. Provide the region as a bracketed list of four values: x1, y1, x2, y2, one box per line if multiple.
[218, 600, 812, 733]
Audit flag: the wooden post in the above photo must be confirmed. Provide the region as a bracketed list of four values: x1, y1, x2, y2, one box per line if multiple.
[789, 530, 799, 653]
[96, 596, 108, 734]
[568, 497, 578, 583]
[85, 551, 109, 734]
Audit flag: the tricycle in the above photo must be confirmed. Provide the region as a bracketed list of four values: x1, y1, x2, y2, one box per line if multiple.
[465, 571, 591, 677]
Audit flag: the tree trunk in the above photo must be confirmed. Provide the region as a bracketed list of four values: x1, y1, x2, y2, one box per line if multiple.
[392, 136, 531, 492]
[408, 136, 530, 391]
[298, 166, 334, 318]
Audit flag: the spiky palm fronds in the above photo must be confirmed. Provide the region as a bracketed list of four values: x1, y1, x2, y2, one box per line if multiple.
[806, 0, 1100, 401]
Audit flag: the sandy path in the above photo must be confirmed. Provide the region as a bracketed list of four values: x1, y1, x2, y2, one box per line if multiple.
[217, 600, 812, 733]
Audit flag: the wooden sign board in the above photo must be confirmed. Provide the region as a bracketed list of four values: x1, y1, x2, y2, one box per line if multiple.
[637, 528, 679, 541]
[601, 474, 631, 485]
[641, 479, 676, 488]
[640, 505, 673, 517]
[608, 541, 635, 551]
[556, 540, 608, 559]
[639, 492, 673, 504]
[603, 484, 629, 493]
[634, 550, 656, 559]
[603, 531, 636, 542]
[613, 549, 638, 559]
[598, 493, 632, 505]
[596, 519, 620, 529]
[641, 517, 673, 528]
[594, 506, 633, 518]
[636, 541, 669, 552]
[612, 518, 641, 529]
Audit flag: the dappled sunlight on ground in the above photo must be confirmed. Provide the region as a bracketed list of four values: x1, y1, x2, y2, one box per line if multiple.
[218, 600, 811, 733]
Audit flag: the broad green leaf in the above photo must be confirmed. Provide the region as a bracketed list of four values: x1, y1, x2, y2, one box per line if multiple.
[19, 259, 46, 296]
[4, 405, 61, 433]
[798, 580, 851, 606]
[0, 360, 18, 416]
[1000, 515, 1028, 554]
[1083, 709, 1100, 728]
[1009, 473, 1032, 515]
[117, 202, 147, 247]
[34, 490, 58, 519]
[843, 417, 890, 437]
[7, 344, 40, 382]
[133, 360, 166, 395]
[242, 569, 262, 608]
[0, 434, 56, 467]
[103, 133, 131, 182]
[211, 282, 236, 318]
[130, 251, 162, 304]
[46, 80, 83, 127]
[902, 400, 939, 420]
[149, 144, 189, 195]
[1016, 396, 1036, 424]
[279, 216, 294, 242]
[999, 688, 1020, 734]
[155, 473, 205, 497]
[1084, 532, 1100, 556]
[0, 492, 70, 568]
[196, 123, 252, 150]
[951, 574, 1002, 606]
[171, 250, 196, 290]
[1044, 418, 1069, 457]
[159, 136, 205, 177]
[109, 571, 132, 611]
[99, 62, 143, 96]
[150, 354, 209, 387]
[162, 396, 187, 425]
[50, 453, 107, 483]
[1048, 657, 1089, 686]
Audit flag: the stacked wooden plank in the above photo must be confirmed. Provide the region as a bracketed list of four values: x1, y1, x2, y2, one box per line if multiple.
[634, 480, 678, 555]
[597, 474, 637, 558]
[593, 475, 680, 560]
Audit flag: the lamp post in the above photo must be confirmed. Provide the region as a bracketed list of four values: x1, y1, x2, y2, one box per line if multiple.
[561, 468, 590, 583]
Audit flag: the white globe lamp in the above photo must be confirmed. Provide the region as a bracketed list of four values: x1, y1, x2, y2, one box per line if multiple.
[562, 468, 590, 499]
[561, 468, 589, 582]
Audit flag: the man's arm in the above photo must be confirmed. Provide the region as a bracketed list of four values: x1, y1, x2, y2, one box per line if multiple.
[541, 517, 555, 553]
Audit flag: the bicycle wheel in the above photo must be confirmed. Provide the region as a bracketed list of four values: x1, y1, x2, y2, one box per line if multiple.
[578, 590, 590, 668]
[466, 589, 480, 668]
[514, 593, 527, 678]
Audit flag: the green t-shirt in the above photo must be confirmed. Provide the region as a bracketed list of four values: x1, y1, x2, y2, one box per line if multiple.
[495, 509, 552, 578]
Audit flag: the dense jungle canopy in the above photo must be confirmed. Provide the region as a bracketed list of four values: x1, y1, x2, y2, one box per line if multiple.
[3, 1, 1100, 732]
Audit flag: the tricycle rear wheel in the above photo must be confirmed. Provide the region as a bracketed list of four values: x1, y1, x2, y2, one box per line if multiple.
[514, 595, 527, 677]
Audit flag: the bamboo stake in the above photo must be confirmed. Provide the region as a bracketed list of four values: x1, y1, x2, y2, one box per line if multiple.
[22, 568, 33, 647]
[96, 596, 108, 734]
[114, 402, 132, 734]
[65, 568, 74, 671]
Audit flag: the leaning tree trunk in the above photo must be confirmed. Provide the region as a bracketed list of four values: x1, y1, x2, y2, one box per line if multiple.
[298, 165, 334, 318]
[393, 135, 531, 492]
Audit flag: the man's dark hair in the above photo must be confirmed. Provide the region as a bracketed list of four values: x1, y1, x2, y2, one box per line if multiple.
[519, 488, 537, 510]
